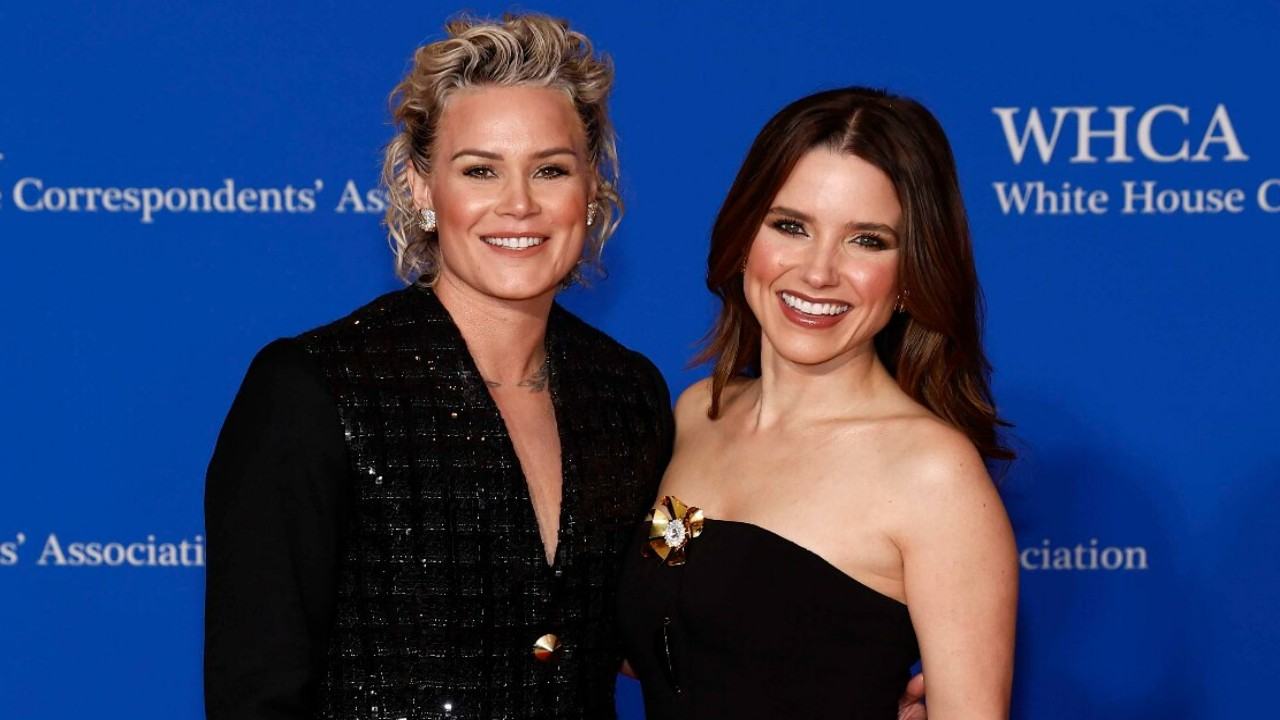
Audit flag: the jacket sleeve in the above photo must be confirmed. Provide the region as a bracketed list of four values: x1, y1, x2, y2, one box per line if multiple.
[649, 360, 675, 477]
[635, 351, 675, 487]
[204, 338, 351, 720]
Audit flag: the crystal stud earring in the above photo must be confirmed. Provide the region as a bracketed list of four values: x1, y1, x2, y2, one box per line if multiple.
[418, 208, 437, 233]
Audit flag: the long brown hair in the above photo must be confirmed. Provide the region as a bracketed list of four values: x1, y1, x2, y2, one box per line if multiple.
[697, 87, 1013, 461]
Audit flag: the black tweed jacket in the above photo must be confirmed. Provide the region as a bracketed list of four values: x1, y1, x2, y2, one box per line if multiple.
[205, 285, 673, 720]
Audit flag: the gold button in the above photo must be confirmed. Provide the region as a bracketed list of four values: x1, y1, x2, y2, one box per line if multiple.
[532, 633, 561, 662]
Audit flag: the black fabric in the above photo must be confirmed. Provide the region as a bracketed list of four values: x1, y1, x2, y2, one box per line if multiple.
[204, 339, 351, 720]
[205, 285, 673, 720]
[617, 518, 920, 720]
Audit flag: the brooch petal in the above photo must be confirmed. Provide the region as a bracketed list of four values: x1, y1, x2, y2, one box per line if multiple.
[644, 495, 705, 566]
[532, 633, 561, 662]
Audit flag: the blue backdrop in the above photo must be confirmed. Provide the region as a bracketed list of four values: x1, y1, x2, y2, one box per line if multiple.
[1, 1, 1276, 718]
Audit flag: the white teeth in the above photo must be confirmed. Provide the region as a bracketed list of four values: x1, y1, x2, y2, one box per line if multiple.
[483, 236, 546, 249]
[781, 292, 850, 316]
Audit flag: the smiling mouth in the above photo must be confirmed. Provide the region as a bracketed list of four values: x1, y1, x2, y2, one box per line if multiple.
[483, 236, 547, 250]
[780, 291, 850, 317]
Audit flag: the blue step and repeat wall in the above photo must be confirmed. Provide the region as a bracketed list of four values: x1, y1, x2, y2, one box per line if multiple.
[1, 1, 1275, 718]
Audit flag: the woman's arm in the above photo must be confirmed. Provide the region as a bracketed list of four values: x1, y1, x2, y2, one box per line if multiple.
[896, 430, 1018, 720]
[204, 339, 351, 720]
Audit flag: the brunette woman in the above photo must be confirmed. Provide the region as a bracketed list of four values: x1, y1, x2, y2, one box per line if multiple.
[619, 87, 1017, 719]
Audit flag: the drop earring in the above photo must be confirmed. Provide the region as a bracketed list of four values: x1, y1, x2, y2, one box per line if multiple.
[586, 202, 598, 227]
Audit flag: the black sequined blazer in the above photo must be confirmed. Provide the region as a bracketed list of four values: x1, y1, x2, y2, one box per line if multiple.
[205, 285, 673, 720]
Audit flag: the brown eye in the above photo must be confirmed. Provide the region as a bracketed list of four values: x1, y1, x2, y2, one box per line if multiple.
[534, 165, 570, 179]
[463, 165, 497, 179]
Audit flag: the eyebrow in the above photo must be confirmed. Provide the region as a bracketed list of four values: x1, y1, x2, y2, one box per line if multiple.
[769, 206, 900, 238]
[450, 147, 578, 162]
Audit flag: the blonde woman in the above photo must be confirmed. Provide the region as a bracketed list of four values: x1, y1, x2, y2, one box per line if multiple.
[204, 14, 671, 719]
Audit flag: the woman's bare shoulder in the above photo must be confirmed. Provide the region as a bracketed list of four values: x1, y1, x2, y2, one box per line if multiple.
[672, 377, 713, 425]
[889, 414, 990, 490]
[873, 413, 1011, 554]
[672, 376, 753, 428]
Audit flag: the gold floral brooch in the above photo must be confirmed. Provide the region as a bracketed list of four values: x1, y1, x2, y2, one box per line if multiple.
[644, 496, 704, 566]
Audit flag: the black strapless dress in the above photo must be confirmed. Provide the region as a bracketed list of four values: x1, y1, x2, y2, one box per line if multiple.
[617, 508, 919, 720]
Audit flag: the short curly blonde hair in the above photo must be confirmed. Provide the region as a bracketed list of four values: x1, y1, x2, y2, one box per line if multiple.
[381, 13, 622, 285]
